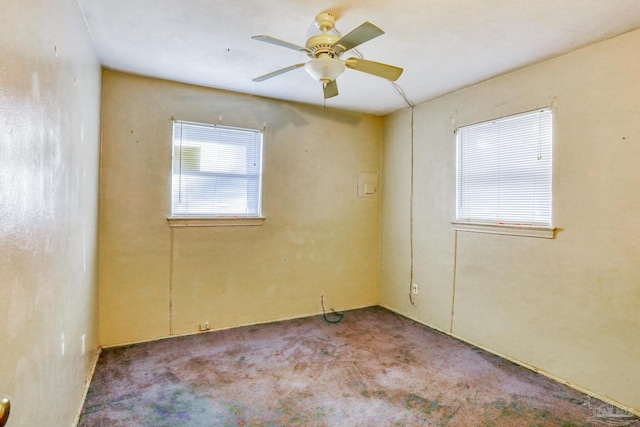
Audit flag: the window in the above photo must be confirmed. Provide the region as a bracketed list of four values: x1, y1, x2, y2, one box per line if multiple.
[170, 120, 263, 223]
[454, 108, 553, 237]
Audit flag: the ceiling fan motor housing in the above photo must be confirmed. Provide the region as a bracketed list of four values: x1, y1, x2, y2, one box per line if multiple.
[306, 32, 339, 57]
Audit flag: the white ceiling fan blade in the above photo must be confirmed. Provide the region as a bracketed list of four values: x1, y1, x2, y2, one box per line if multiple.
[253, 63, 306, 82]
[323, 80, 338, 99]
[251, 35, 311, 54]
[345, 58, 403, 81]
[333, 22, 384, 54]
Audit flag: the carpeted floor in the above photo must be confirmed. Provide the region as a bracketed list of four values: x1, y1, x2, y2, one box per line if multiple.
[80, 306, 613, 426]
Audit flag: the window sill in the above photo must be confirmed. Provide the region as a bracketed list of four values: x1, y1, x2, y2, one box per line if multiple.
[451, 221, 555, 239]
[168, 217, 266, 228]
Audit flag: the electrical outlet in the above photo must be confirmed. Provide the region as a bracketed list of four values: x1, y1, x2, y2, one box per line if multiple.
[199, 322, 210, 332]
[411, 283, 419, 295]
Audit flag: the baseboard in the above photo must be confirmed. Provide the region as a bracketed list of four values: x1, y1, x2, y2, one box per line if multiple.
[72, 347, 102, 427]
[377, 303, 640, 418]
[101, 301, 378, 349]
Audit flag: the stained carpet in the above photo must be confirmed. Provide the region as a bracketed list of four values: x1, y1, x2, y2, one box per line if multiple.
[80, 306, 607, 426]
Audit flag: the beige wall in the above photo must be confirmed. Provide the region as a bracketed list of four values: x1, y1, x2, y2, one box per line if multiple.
[380, 28, 640, 413]
[99, 71, 381, 346]
[0, 0, 102, 426]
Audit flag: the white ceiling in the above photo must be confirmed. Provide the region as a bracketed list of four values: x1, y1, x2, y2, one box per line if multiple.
[78, 0, 640, 116]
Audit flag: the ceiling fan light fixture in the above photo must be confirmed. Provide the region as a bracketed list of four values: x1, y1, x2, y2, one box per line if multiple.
[304, 56, 345, 84]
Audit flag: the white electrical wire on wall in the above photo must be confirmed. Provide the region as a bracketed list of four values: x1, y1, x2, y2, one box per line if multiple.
[408, 106, 416, 305]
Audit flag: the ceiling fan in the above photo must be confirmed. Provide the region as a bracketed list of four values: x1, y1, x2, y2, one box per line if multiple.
[252, 12, 403, 99]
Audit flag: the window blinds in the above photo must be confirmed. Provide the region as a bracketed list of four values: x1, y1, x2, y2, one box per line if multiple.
[172, 121, 263, 217]
[456, 108, 552, 226]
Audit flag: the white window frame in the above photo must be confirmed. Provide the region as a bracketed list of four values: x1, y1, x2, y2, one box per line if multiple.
[168, 120, 265, 227]
[452, 108, 555, 238]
